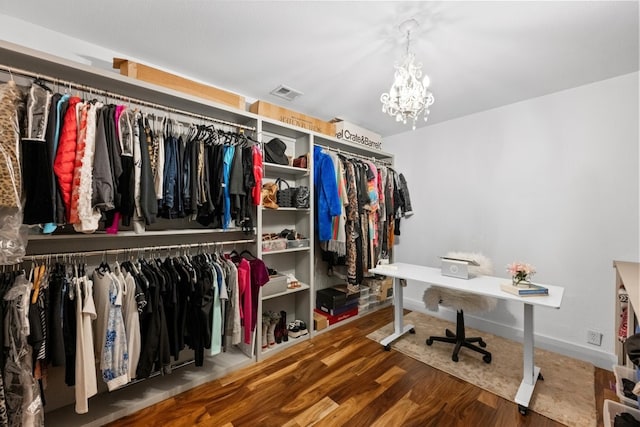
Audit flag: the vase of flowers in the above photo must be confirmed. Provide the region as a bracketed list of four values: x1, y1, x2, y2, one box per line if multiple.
[507, 262, 536, 287]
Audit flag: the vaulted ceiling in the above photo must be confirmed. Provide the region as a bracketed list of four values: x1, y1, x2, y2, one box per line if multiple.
[0, 1, 637, 137]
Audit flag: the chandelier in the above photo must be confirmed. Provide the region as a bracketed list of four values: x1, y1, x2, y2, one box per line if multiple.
[380, 19, 435, 130]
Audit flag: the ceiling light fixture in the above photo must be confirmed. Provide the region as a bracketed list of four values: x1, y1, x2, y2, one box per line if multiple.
[380, 19, 435, 130]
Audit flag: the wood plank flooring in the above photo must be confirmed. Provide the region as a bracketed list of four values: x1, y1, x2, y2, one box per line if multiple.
[107, 307, 617, 426]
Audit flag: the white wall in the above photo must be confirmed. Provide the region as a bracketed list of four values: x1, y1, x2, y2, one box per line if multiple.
[385, 72, 639, 369]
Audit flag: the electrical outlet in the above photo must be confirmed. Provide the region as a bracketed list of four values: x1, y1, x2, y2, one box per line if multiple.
[587, 330, 603, 346]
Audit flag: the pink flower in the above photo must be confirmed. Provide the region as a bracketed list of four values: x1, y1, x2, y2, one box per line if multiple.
[507, 262, 536, 283]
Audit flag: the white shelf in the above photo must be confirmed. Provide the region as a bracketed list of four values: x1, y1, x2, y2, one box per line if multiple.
[261, 246, 310, 255]
[261, 207, 310, 212]
[263, 283, 310, 301]
[259, 333, 310, 358]
[264, 162, 310, 176]
[28, 227, 251, 240]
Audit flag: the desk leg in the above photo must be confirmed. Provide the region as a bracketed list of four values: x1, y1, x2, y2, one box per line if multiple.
[515, 303, 541, 413]
[379, 277, 415, 350]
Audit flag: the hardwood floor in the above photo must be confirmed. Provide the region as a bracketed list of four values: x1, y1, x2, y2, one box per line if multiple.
[107, 306, 617, 427]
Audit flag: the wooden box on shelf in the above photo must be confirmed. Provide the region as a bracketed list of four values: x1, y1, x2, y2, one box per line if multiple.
[113, 58, 245, 109]
[249, 100, 335, 136]
[313, 311, 329, 331]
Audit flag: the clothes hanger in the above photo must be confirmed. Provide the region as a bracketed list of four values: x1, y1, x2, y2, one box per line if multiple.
[33, 76, 52, 92]
[239, 249, 256, 259]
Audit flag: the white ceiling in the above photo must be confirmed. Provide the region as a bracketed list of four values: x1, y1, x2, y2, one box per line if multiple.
[0, 1, 637, 137]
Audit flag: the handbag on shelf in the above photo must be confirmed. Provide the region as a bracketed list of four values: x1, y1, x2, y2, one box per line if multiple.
[276, 178, 296, 208]
[261, 181, 279, 209]
[293, 154, 308, 169]
[294, 185, 310, 209]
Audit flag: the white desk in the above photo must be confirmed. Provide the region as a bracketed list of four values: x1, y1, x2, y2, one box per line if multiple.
[368, 262, 564, 414]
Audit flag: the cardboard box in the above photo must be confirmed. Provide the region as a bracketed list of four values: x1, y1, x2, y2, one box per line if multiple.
[250, 101, 335, 136]
[313, 311, 329, 331]
[378, 278, 393, 302]
[331, 118, 383, 150]
[314, 307, 358, 325]
[113, 58, 245, 109]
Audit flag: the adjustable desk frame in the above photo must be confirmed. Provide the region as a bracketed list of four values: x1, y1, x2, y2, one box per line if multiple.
[369, 263, 564, 415]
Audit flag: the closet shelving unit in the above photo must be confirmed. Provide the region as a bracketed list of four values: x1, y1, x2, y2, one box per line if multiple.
[256, 118, 314, 360]
[0, 40, 261, 426]
[0, 39, 400, 423]
[310, 133, 395, 336]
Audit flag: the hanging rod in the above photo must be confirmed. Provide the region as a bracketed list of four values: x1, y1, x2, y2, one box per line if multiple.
[0, 64, 255, 132]
[21, 238, 255, 261]
[314, 143, 393, 166]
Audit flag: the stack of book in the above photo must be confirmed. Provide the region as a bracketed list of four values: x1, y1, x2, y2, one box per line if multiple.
[500, 283, 549, 297]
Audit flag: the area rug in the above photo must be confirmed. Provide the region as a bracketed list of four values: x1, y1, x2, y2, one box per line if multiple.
[367, 311, 596, 427]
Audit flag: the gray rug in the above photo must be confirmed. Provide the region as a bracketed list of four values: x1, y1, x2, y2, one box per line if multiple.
[367, 311, 596, 427]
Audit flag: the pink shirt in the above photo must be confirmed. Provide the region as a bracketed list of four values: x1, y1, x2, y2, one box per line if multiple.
[237, 258, 252, 344]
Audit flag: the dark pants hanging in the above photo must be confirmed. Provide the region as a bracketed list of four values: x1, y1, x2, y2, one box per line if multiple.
[21, 138, 54, 225]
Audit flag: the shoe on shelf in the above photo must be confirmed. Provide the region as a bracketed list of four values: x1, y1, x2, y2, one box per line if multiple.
[286, 273, 300, 289]
[261, 313, 271, 349]
[287, 322, 301, 339]
[294, 320, 308, 336]
[267, 311, 281, 348]
[280, 311, 288, 342]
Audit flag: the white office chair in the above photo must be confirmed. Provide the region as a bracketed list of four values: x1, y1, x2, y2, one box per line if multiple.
[423, 252, 497, 363]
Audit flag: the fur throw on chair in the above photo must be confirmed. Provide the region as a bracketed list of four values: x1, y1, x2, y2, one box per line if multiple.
[423, 251, 497, 314]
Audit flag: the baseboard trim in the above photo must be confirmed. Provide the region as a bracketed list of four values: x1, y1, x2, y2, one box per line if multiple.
[403, 297, 616, 371]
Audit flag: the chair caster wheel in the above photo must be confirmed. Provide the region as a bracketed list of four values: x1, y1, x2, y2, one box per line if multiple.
[518, 405, 528, 415]
[452, 354, 459, 362]
[479, 340, 487, 348]
[384, 344, 391, 351]
[426, 338, 433, 346]
[483, 354, 492, 364]
[538, 373, 544, 381]
[409, 328, 416, 334]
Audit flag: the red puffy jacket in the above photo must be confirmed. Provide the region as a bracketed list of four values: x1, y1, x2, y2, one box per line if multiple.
[53, 96, 81, 222]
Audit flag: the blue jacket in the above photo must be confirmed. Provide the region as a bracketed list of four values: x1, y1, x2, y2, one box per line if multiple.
[314, 146, 341, 241]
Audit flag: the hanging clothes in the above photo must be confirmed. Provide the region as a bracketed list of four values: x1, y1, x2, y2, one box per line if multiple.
[73, 269, 97, 414]
[4, 273, 44, 426]
[118, 264, 141, 381]
[137, 114, 158, 226]
[118, 108, 136, 227]
[222, 144, 235, 229]
[22, 82, 54, 225]
[0, 81, 24, 209]
[53, 96, 82, 222]
[313, 145, 341, 242]
[135, 259, 170, 377]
